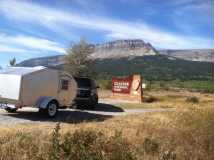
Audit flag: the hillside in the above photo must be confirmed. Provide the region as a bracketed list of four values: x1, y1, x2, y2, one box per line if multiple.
[93, 55, 214, 81]
[18, 55, 65, 67]
[19, 55, 214, 81]
[19, 39, 214, 67]
[19, 39, 158, 67]
[18, 39, 214, 81]
[160, 49, 214, 63]
[19, 48, 214, 67]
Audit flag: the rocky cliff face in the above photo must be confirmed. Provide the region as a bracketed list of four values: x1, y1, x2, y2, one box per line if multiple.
[159, 49, 214, 63]
[19, 39, 158, 67]
[19, 55, 65, 67]
[91, 39, 158, 59]
[18, 39, 214, 67]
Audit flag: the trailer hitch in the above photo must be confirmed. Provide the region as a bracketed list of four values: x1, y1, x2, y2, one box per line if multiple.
[0, 102, 8, 109]
[0, 102, 16, 109]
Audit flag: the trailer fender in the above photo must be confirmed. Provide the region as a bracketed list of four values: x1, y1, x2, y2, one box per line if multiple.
[35, 96, 58, 109]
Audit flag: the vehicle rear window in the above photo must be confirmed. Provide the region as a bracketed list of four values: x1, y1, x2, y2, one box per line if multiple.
[75, 78, 91, 88]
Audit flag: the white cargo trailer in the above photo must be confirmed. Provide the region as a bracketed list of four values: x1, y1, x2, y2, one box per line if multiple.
[0, 66, 77, 117]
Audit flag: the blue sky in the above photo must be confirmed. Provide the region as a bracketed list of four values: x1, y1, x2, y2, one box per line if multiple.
[0, 0, 214, 67]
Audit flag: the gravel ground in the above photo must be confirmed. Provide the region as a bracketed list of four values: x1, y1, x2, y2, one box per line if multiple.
[0, 101, 172, 126]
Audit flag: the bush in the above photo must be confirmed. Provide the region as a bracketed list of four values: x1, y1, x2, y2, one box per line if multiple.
[98, 79, 112, 90]
[49, 125, 136, 160]
[0, 131, 49, 160]
[143, 138, 159, 155]
[159, 150, 176, 160]
[105, 131, 136, 160]
[49, 123, 61, 160]
[144, 96, 159, 103]
[159, 82, 170, 91]
[186, 96, 199, 103]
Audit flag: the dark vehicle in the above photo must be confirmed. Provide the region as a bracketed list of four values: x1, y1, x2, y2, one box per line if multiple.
[74, 77, 99, 109]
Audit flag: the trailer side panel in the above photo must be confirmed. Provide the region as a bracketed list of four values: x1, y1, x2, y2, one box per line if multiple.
[21, 69, 59, 106]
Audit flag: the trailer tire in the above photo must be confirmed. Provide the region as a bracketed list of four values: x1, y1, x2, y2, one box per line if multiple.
[5, 108, 18, 113]
[75, 103, 84, 109]
[88, 96, 98, 110]
[46, 101, 58, 118]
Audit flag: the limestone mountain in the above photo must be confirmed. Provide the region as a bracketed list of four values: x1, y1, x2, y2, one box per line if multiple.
[159, 49, 214, 63]
[90, 39, 158, 59]
[18, 39, 214, 68]
[19, 55, 65, 67]
[19, 39, 158, 67]
[18, 39, 214, 81]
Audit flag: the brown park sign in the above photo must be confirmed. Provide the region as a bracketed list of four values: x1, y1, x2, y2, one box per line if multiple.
[112, 76, 133, 94]
[111, 75, 143, 103]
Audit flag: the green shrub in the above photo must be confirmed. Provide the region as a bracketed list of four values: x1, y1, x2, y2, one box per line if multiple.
[159, 82, 170, 91]
[186, 96, 199, 103]
[48, 125, 136, 160]
[98, 79, 112, 90]
[60, 130, 103, 160]
[144, 96, 159, 103]
[143, 138, 159, 155]
[105, 131, 136, 160]
[49, 123, 61, 160]
[0, 131, 48, 160]
[159, 150, 176, 160]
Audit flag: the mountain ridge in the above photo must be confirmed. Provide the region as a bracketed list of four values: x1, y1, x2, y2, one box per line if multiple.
[159, 49, 214, 63]
[18, 39, 214, 67]
[90, 39, 158, 59]
[19, 39, 158, 66]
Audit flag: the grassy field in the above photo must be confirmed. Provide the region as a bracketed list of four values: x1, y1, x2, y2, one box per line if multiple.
[149, 81, 214, 93]
[99, 89, 214, 109]
[0, 90, 213, 160]
[179, 81, 214, 92]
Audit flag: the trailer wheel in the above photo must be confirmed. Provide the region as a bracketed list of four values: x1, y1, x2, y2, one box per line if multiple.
[46, 101, 58, 118]
[88, 95, 98, 110]
[75, 103, 84, 109]
[5, 108, 18, 113]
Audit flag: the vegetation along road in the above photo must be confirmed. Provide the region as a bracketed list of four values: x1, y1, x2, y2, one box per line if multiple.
[0, 104, 172, 126]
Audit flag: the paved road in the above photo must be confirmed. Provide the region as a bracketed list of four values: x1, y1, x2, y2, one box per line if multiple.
[0, 103, 172, 126]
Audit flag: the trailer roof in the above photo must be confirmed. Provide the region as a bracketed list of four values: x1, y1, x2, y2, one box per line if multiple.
[0, 66, 46, 76]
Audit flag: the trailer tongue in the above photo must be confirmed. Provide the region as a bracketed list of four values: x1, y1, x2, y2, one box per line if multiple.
[0, 102, 16, 109]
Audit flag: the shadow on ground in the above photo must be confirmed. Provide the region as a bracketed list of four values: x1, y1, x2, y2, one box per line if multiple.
[91, 103, 124, 112]
[2, 103, 124, 124]
[3, 110, 112, 124]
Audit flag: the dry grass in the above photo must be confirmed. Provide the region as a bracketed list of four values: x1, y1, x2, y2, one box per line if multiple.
[100, 89, 214, 109]
[0, 90, 213, 159]
[0, 107, 213, 159]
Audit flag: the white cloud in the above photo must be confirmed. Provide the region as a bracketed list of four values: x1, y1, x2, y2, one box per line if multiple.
[0, 45, 28, 53]
[8, 36, 65, 53]
[0, 33, 65, 54]
[172, 0, 214, 29]
[0, 0, 213, 49]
